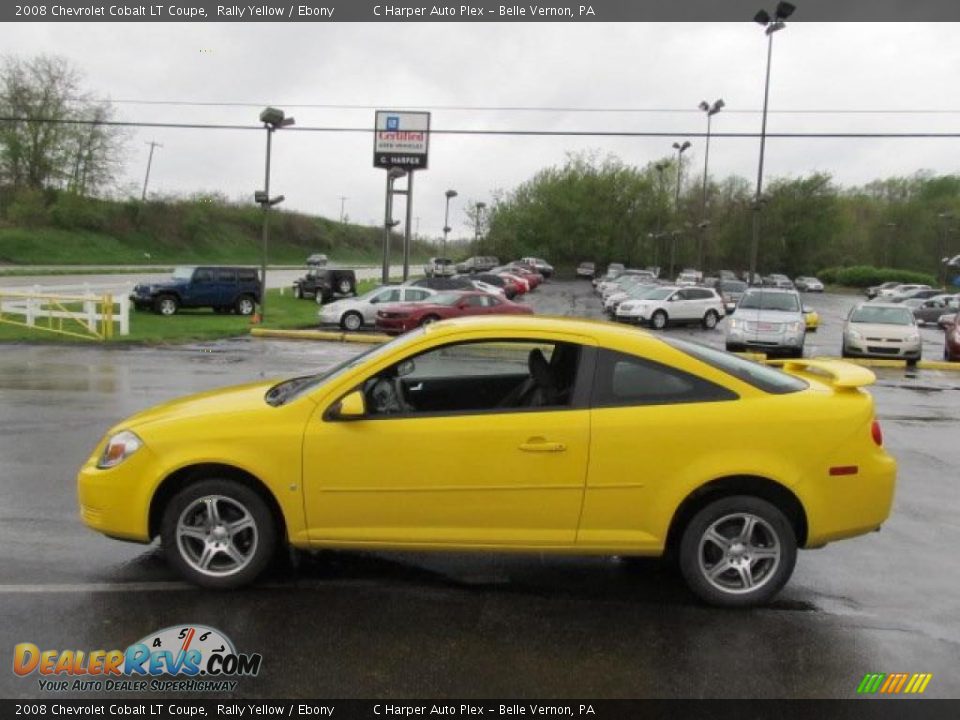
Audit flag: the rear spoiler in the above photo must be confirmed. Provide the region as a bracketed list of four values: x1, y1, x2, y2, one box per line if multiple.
[770, 358, 876, 390]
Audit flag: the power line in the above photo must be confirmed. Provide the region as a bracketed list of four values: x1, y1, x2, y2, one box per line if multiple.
[59, 97, 960, 115]
[3, 116, 960, 139]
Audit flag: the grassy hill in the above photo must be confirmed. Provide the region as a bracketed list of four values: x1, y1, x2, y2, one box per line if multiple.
[0, 189, 435, 266]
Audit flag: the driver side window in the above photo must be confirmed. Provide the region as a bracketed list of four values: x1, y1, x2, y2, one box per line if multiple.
[360, 340, 584, 418]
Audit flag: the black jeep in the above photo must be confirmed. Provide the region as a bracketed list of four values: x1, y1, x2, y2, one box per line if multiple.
[130, 266, 262, 316]
[292, 267, 357, 303]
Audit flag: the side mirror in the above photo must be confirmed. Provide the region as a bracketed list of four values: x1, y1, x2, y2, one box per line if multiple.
[329, 390, 365, 420]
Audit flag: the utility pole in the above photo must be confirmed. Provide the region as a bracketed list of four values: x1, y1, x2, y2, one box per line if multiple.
[339, 196, 348, 223]
[141, 141, 162, 201]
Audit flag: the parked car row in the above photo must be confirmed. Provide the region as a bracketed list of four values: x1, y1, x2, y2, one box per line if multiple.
[319, 260, 548, 333]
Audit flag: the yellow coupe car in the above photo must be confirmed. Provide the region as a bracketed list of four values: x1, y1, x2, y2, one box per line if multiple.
[77, 316, 896, 607]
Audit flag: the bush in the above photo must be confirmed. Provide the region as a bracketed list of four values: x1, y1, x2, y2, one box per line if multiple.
[817, 265, 938, 288]
[49, 192, 108, 231]
[6, 189, 49, 227]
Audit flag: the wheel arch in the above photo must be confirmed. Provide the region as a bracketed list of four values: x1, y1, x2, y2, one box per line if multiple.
[665, 474, 808, 553]
[148, 463, 288, 544]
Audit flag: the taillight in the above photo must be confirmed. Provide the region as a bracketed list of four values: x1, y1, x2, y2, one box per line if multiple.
[871, 420, 883, 446]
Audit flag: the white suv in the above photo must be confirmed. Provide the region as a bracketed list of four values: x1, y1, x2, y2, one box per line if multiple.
[616, 286, 725, 330]
[423, 257, 456, 277]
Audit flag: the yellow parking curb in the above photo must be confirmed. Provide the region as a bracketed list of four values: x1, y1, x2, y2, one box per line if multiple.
[917, 359, 960, 371]
[250, 328, 390, 344]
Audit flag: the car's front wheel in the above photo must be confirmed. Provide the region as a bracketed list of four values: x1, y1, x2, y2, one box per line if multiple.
[341, 311, 363, 331]
[679, 495, 797, 607]
[702, 310, 719, 329]
[154, 295, 178, 316]
[161, 479, 277, 589]
[651, 310, 668, 330]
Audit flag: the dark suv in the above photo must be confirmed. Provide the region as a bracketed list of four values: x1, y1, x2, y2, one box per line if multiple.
[131, 266, 261, 316]
[293, 267, 357, 303]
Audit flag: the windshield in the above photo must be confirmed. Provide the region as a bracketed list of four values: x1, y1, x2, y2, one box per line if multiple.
[172, 267, 195, 281]
[268, 329, 427, 405]
[429, 292, 464, 306]
[739, 291, 799, 312]
[850, 306, 915, 325]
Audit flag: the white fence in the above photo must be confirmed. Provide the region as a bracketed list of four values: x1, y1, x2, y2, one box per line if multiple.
[0, 283, 131, 339]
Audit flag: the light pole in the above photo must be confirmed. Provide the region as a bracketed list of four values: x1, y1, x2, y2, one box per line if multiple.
[141, 140, 162, 202]
[382, 167, 406, 285]
[698, 99, 724, 271]
[653, 161, 669, 268]
[938, 212, 954, 287]
[474, 201, 487, 254]
[442, 189, 458, 258]
[256, 107, 294, 321]
[671, 142, 691, 278]
[750, 1, 796, 286]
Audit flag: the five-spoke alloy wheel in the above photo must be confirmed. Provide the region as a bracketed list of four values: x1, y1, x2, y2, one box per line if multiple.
[162, 479, 276, 589]
[679, 495, 797, 607]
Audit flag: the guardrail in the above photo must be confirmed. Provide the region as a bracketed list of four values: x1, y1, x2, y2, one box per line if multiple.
[0, 288, 130, 340]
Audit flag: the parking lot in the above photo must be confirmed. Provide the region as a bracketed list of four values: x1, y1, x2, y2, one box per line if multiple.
[1, 280, 958, 698]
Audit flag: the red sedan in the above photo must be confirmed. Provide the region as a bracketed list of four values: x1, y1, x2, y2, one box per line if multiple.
[375, 291, 533, 334]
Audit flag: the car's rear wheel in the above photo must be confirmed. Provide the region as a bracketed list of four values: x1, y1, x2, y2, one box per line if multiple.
[235, 295, 256, 316]
[702, 310, 719, 329]
[341, 311, 363, 331]
[161, 479, 276, 589]
[651, 310, 668, 330]
[154, 295, 178, 316]
[679, 495, 797, 607]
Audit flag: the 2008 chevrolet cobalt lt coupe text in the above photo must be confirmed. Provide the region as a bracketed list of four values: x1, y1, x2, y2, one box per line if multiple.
[77, 316, 896, 607]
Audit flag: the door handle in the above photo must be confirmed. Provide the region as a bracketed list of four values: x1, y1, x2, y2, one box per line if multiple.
[518, 439, 566, 453]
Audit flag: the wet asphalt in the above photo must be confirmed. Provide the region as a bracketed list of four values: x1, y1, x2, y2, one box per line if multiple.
[1, 281, 959, 699]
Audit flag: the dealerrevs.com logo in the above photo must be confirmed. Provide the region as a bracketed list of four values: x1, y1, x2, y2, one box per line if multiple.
[13, 625, 261, 693]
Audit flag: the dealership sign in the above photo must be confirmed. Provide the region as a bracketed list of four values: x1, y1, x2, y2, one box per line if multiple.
[374, 111, 430, 169]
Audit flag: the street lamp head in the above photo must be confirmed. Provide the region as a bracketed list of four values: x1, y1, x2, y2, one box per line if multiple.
[753, 8, 771, 25]
[673, 140, 691, 153]
[254, 190, 268, 204]
[259, 106, 294, 128]
[445, 189, 458, 198]
[476, 202, 487, 210]
[776, 1, 796, 19]
[766, 20, 786, 34]
[443, 226, 452, 234]
[711, 99, 725, 114]
[699, 100, 710, 112]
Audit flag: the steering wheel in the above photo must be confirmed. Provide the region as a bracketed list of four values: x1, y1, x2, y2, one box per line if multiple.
[367, 376, 413, 415]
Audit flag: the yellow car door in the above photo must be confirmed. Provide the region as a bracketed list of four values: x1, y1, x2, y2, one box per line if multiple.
[302, 338, 591, 547]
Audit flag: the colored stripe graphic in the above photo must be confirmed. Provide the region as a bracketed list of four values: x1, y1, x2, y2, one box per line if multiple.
[858, 672, 932, 695]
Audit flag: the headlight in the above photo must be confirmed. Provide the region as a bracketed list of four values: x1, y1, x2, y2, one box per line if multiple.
[848, 329, 862, 341]
[97, 430, 143, 469]
[786, 321, 803, 333]
[729, 318, 741, 329]
[906, 332, 920, 343]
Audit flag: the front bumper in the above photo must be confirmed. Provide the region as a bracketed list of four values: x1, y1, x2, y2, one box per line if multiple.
[375, 316, 414, 334]
[844, 337, 921, 359]
[727, 327, 805, 353]
[77, 444, 156, 543]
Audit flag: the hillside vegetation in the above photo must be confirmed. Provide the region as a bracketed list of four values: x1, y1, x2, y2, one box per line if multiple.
[0, 189, 433, 265]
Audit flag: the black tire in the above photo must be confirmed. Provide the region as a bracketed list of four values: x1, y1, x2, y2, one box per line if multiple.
[702, 310, 719, 330]
[235, 295, 256, 316]
[341, 311, 363, 332]
[651, 310, 668, 330]
[679, 495, 797, 607]
[419, 314, 441, 327]
[160, 478, 277, 590]
[337, 278, 354, 295]
[725, 344, 742, 353]
[841, 345, 851, 358]
[154, 294, 178, 316]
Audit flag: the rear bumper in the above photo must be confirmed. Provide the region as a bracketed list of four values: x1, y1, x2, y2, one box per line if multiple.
[375, 317, 414, 334]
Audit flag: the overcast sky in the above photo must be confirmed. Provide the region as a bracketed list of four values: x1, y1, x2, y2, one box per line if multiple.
[6, 22, 960, 240]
